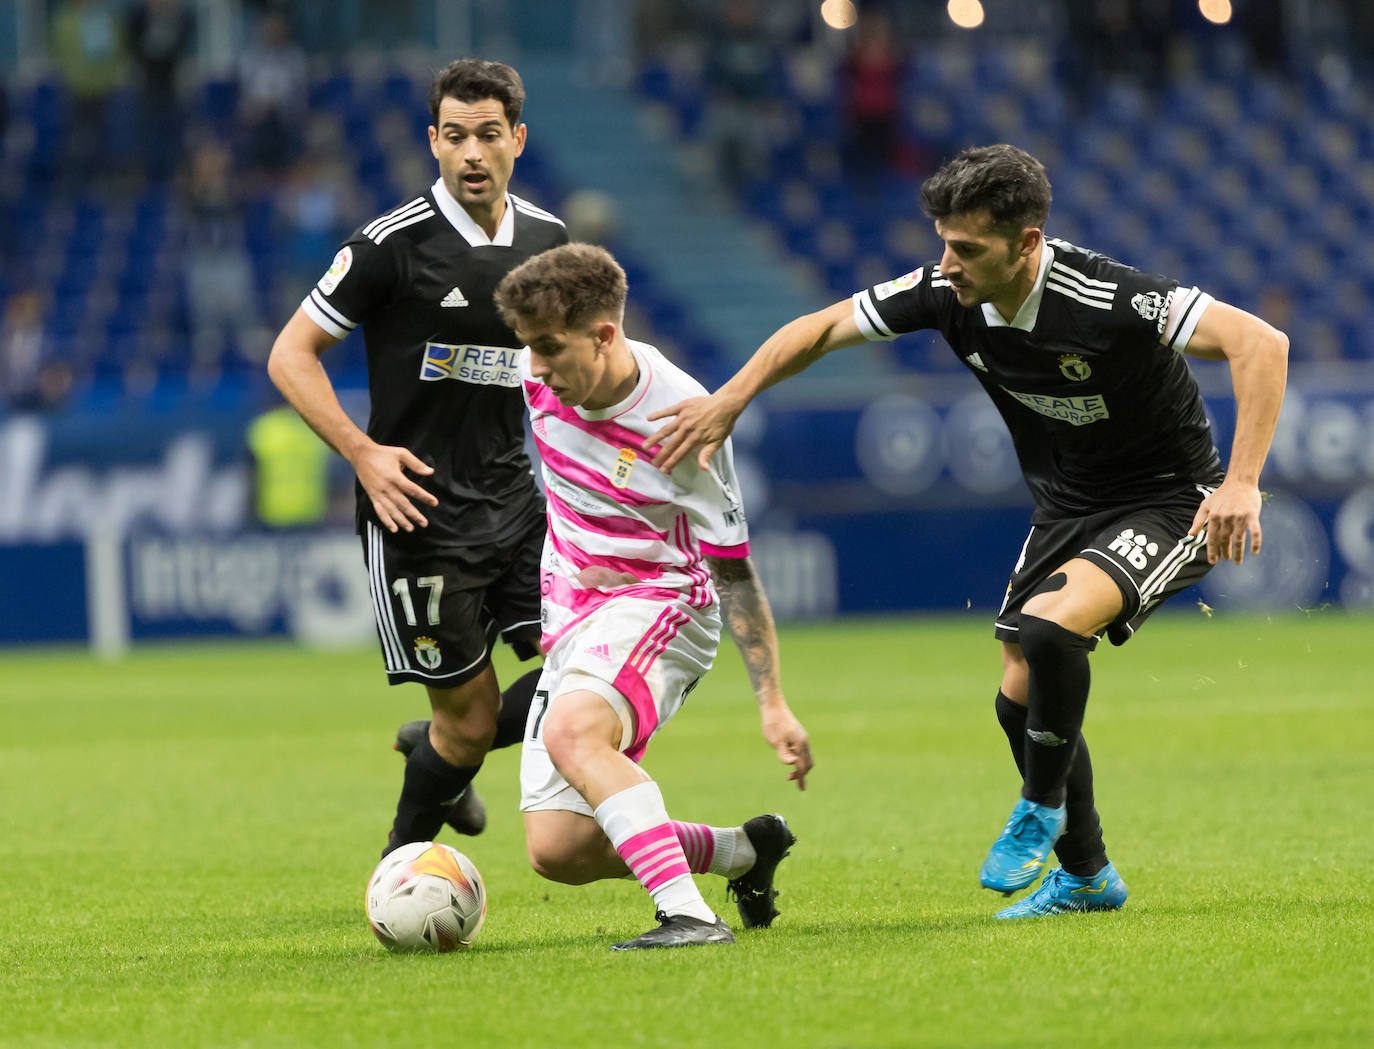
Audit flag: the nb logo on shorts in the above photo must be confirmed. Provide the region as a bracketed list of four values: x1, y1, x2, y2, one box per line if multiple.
[1107, 528, 1158, 570]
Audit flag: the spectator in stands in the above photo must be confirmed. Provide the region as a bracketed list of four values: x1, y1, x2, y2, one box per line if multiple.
[276, 113, 363, 305]
[245, 401, 335, 528]
[1061, 0, 1173, 107]
[575, 0, 635, 87]
[702, 1, 781, 189]
[0, 289, 70, 412]
[177, 139, 267, 381]
[838, 9, 907, 184]
[287, 0, 361, 55]
[127, 0, 196, 185]
[50, 0, 130, 190]
[237, 8, 309, 179]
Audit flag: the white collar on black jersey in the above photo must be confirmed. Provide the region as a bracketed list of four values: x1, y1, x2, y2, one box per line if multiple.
[431, 178, 516, 247]
[982, 240, 1054, 331]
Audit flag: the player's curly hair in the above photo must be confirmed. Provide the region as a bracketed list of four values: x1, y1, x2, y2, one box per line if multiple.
[919, 144, 1053, 239]
[429, 58, 525, 128]
[494, 243, 628, 331]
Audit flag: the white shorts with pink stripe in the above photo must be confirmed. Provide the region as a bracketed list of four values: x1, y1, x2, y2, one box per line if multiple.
[519, 595, 720, 815]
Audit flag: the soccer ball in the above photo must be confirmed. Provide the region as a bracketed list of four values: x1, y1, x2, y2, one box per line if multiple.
[365, 841, 487, 952]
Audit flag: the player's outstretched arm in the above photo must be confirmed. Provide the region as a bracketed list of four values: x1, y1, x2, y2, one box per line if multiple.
[706, 554, 813, 790]
[648, 299, 867, 472]
[1181, 301, 1289, 565]
[268, 308, 438, 533]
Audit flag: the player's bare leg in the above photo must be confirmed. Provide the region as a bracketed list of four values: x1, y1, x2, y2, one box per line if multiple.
[524, 808, 627, 883]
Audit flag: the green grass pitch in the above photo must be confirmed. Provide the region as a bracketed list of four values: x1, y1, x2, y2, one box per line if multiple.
[2, 612, 1371, 1049]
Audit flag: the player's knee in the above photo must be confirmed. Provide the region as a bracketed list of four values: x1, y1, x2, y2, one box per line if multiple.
[1018, 614, 1095, 666]
[541, 698, 613, 776]
[525, 829, 596, 885]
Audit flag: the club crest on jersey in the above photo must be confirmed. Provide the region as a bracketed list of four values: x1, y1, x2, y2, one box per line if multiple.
[1058, 353, 1092, 381]
[611, 448, 638, 489]
[413, 636, 442, 670]
[317, 246, 352, 295]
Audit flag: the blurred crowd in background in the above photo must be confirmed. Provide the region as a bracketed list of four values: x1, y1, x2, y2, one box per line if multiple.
[2, 0, 1373, 415]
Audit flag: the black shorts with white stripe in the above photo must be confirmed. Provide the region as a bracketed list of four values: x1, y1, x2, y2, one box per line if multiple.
[995, 484, 1215, 648]
[361, 512, 544, 688]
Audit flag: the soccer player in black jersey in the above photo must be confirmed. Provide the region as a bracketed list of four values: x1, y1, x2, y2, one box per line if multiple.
[647, 144, 1288, 918]
[267, 59, 568, 856]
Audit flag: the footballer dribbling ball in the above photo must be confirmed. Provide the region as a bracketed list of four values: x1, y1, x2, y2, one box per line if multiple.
[365, 841, 486, 953]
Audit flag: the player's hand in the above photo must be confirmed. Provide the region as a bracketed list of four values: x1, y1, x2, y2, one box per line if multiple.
[759, 700, 812, 791]
[1188, 479, 1263, 565]
[353, 442, 438, 533]
[646, 393, 741, 472]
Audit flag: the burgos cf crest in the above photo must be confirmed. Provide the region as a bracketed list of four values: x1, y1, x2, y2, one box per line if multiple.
[413, 636, 442, 670]
[611, 448, 638, 489]
[1058, 353, 1092, 382]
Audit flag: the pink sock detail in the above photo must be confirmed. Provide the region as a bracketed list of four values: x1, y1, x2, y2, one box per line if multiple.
[617, 823, 692, 893]
[671, 820, 716, 874]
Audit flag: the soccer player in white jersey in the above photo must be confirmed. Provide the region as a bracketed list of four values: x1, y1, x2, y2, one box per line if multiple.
[648, 144, 1288, 920]
[491, 242, 814, 950]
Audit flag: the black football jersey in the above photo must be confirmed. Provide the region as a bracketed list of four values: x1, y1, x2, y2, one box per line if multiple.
[852, 238, 1225, 519]
[302, 182, 568, 549]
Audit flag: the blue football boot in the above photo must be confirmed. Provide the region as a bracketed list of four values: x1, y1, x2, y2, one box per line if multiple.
[978, 797, 1067, 894]
[995, 862, 1128, 919]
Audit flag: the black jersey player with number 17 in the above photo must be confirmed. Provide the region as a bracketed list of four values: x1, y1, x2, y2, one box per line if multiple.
[268, 59, 568, 855]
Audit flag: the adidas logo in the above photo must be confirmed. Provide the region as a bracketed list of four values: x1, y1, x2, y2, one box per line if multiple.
[587, 643, 612, 662]
[440, 286, 468, 307]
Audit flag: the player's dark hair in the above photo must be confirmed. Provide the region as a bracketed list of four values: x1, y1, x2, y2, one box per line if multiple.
[920, 144, 1052, 238]
[429, 58, 525, 128]
[494, 243, 628, 331]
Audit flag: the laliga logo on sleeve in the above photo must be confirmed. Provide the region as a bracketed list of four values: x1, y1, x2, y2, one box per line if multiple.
[611, 448, 637, 489]
[317, 246, 352, 295]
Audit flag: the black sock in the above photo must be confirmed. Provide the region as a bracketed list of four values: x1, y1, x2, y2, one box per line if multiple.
[387, 732, 482, 854]
[1055, 734, 1109, 878]
[491, 668, 541, 750]
[995, 689, 1108, 876]
[995, 691, 1029, 779]
[1019, 614, 1094, 808]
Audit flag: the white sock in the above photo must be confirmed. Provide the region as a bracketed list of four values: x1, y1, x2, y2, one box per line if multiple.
[594, 782, 716, 923]
[711, 826, 757, 878]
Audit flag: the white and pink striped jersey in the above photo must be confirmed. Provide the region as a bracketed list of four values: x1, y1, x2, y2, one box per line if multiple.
[520, 339, 749, 655]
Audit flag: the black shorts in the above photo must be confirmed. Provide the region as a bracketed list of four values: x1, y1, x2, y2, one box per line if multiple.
[995, 484, 1216, 648]
[361, 514, 544, 688]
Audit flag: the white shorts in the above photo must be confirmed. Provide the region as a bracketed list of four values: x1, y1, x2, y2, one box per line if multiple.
[519, 596, 719, 815]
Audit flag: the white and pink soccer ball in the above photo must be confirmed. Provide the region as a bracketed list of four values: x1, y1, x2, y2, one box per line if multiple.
[365, 841, 486, 953]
